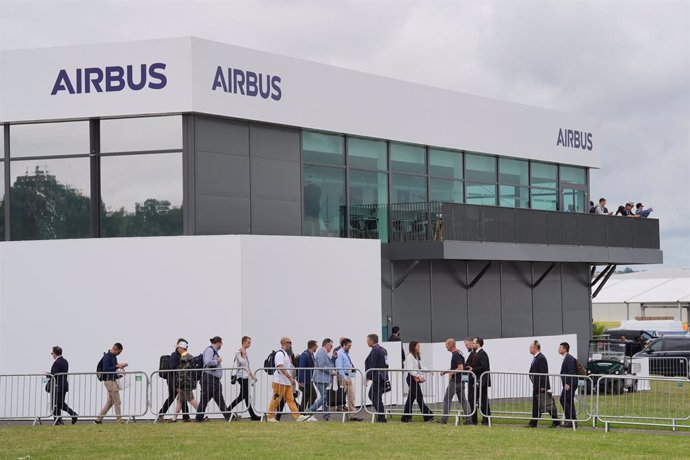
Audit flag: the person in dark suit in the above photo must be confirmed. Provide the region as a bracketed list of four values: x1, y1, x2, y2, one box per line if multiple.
[388, 326, 401, 342]
[528, 340, 559, 427]
[558, 342, 578, 427]
[466, 337, 491, 425]
[297, 340, 318, 412]
[365, 334, 388, 423]
[48, 346, 77, 425]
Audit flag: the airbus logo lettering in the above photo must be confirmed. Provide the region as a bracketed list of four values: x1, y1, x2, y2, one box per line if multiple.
[51, 63, 167, 95]
[557, 128, 593, 151]
[212, 66, 282, 101]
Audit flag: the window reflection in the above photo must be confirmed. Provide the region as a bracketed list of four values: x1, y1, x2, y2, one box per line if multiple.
[431, 178, 463, 203]
[391, 143, 425, 174]
[391, 174, 426, 203]
[349, 170, 388, 240]
[560, 165, 586, 185]
[347, 137, 386, 170]
[101, 153, 183, 237]
[499, 185, 529, 208]
[531, 162, 557, 188]
[101, 116, 182, 153]
[466, 183, 497, 206]
[429, 149, 462, 179]
[303, 165, 345, 237]
[10, 122, 89, 157]
[302, 131, 344, 166]
[9, 158, 91, 240]
[531, 188, 558, 211]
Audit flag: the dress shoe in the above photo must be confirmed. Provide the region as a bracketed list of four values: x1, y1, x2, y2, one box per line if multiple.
[93, 420, 102, 425]
[551, 421, 561, 428]
[71, 415, 78, 425]
[54, 419, 64, 425]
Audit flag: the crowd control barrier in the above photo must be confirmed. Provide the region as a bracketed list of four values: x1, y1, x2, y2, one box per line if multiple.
[49, 371, 149, 423]
[478, 371, 594, 430]
[595, 374, 690, 432]
[363, 369, 476, 425]
[253, 367, 365, 422]
[646, 357, 689, 379]
[150, 368, 248, 422]
[0, 374, 54, 425]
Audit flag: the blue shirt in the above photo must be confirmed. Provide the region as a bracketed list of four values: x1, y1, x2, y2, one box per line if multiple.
[100, 351, 119, 381]
[335, 349, 354, 378]
[202, 346, 222, 378]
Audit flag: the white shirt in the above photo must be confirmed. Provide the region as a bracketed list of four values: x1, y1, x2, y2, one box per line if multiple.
[234, 350, 251, 379]
[273, 349, 293, 386]
[405, 353, 424, 378]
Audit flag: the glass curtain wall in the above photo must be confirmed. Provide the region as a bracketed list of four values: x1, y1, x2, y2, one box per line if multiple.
[429, 148, 463, 203]
[347, 137, 388, 240]
[465, 153, 497, 205]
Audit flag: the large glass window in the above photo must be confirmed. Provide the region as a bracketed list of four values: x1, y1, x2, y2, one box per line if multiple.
[303, 165, 345, 237]
[347, 137, 387, 170]
[10, 158, 91, 240]
[499, 158, 528, 186]
[391, 143, 425, 174]
[101, 116, 182, 153]
[431, 178, 463, 203]
[349, 170, 388, 240]
[10, 121, 89, 157]
[560, 165, 586, 185]
[531, 188, 558, 211]
[391, 174, 427, 204]
[531, 161, 557, 188]
[101, 153, 183, 237]
[465, 153, 496, 183]
[302, 131, 344, 166]
[466, 183, 497, 206]
[562, 188, 586, 213]
[429, 148, 462, 179]
[499, 185, 529, 208]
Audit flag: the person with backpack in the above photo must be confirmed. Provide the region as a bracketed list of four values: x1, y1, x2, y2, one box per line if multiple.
[267, 337, 315, 422]
[558, 342, 578, 427]
[95, 342, 128, 424]
[170, 343, 200, 422]
[297, 340, 318, 413]
[156, 339, 190, 423]
[195, 336, 231, 422]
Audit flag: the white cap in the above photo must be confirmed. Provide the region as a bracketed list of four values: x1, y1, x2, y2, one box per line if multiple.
[177, 341, 189, 350]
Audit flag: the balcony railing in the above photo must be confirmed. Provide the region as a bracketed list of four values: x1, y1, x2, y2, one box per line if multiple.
[347, 202, 660, 249]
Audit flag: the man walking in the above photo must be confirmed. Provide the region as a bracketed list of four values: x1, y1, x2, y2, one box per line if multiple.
[466, 337, 491, 425]
[559, 342, 578, 427]
[335, 338, 363, 421]
[157, 339, 190, 422]
[95, 342, 128, 424]
[297, 340, 318, 412]
[48, 346, 77, 425]
[268, 337, 314, 422]
[308, 338, 336, 421]
[439, 338, 469, 424]
[527, 340, 559, 428]
[195, 336, 231, 422]
[365, 334, 388, 423]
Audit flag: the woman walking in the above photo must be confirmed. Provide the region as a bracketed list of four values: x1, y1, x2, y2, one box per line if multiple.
[401, 340, 434, 423]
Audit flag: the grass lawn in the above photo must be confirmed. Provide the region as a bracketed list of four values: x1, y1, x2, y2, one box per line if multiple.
[2, 421, 689, 459]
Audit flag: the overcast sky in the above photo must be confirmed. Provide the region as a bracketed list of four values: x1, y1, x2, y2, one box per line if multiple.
[1, 0, 688, 268]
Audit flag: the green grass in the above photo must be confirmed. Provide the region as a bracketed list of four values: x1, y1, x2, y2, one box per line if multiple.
[1, 421, 689, 459]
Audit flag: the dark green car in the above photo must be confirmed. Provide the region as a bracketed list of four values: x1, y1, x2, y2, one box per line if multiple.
[585, 339, 636, 394]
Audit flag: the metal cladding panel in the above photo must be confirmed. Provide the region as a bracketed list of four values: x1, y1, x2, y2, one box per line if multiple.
[430, 261, 469, 341]
[500, 262, 534, 337]
[547, 212, 578, 245]
[515, 208, 548, 244]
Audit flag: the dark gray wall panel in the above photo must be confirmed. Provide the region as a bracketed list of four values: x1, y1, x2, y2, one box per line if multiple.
[532, 262, 564, 336]
[250, 124, 301, 162]
[392, 261, 432, 342]
[195, 116, 249, 155]
[251, 199, 301, 235]
[250, 158, 301, 202]
[196, 152, 250, 197]
[561, 263, 592, 362]
[381, 247, 393, 332]
[196, 195, 250, 234]
[430, 261, 469, 342]
[468, 262, 502, 339]
[500, 262, 534, 338]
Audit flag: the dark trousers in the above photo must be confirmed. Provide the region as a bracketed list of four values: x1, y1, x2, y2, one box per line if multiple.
[195, 374, 230, 421]
[368, 380, 386, 422]
[530, 391, 558, 426]
[298, 382, 317, 412]
[51, 390, 76, 422]
[228, 378, 259, 419]
[402, 375, 433, 421]
[560, 387, 577, 421]
[468, 378, 491, 424]
[159, 378, 190, 420]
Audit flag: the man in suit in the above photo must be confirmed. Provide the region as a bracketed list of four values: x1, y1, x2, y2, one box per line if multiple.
[558, 342, 578, 427]
[365, 334, 388, 423]
[528, 340, 559, 428]
[297, 340, 318, 412]
[466, 337, 491, 425]
[48, 346, 77, 425]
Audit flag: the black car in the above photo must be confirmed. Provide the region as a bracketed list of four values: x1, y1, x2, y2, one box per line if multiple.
[603, 329, 656, 356]
[633, 336, 690, 377]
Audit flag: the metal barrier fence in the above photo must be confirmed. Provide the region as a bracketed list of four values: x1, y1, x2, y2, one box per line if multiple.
[252, 367, 365, 422]
[363, 369, 476, 425]
[595, 375, 690, 431]
[150, 368, 250, 423]
[646, 357, 689, 378]
[0, 374, 54, 425]
[479, 372, 594, 430]
[50, 371, 149, 423]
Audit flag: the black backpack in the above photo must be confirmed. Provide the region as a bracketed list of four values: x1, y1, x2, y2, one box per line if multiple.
[159, 355, 171, 380]
[190, 347, 217, 381]
[264, 350, 287, 375]
[96, 353, 106, 381]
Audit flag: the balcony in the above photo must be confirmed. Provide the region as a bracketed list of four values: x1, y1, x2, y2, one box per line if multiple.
[348, 202, 663, 264]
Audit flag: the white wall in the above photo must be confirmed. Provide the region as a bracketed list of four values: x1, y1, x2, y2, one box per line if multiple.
[0, 235, 381, 376]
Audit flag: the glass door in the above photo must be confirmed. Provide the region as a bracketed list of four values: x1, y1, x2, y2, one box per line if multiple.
[561, 187, 587, 212]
